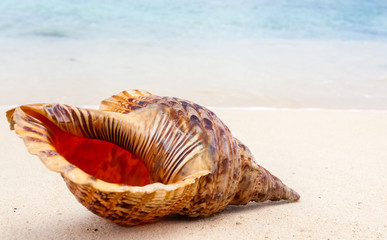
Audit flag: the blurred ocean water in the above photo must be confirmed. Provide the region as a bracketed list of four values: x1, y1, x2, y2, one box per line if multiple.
[1, 0, 387, 109]
[1, 0, 387, 41]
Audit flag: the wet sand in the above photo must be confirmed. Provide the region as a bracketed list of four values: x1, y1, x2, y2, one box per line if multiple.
[1, 106, 386, 239]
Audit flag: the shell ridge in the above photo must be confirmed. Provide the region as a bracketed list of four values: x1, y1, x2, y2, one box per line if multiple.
[99, 89, 155, 114]
[165, 139, 202, 183]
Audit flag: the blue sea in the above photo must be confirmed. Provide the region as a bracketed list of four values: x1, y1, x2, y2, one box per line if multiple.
[1, 0, 387, 41]
[1, 0, 387, 109]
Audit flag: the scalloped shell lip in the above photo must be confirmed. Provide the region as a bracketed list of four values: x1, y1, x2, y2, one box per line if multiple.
[8, 105, 204, 194]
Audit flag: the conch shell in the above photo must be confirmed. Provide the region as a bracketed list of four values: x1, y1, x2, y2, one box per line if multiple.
[6, 90, 299, 226]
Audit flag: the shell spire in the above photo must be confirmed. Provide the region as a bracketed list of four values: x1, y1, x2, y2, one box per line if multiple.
[231, 139, 300, 205]
[6, 89, 300, 226]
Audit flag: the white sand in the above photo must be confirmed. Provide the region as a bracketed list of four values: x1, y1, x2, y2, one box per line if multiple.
[1, 106, 386, 239]
[1, 38, 387, 109]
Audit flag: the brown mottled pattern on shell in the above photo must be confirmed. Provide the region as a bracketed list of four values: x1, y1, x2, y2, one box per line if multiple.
[231, 138, 300, 204]
[62, 176, 199, 225]
[101, 91, 240, 217]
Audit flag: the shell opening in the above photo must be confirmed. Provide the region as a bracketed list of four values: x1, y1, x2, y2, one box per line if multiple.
[24, 109, 152, 186]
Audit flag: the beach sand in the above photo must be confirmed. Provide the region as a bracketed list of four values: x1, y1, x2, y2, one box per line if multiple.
[1, 106, 386, 239]
[1, 38, 387, 109]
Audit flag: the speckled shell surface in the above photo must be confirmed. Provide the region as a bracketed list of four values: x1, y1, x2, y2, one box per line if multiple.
[7, 90, 299, 226]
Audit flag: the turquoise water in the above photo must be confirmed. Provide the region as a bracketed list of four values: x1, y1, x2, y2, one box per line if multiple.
[1, 0, 387, 109]
[1, 0, 387, 41]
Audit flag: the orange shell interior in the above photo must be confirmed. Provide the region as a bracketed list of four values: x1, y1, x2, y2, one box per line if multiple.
[26, 110, 151, 186]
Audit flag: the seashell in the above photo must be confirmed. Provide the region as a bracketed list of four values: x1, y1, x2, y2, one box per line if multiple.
[6, 89, 300, 226]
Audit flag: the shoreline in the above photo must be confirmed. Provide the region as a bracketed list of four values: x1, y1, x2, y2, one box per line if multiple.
[1, 38, 387, 109]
